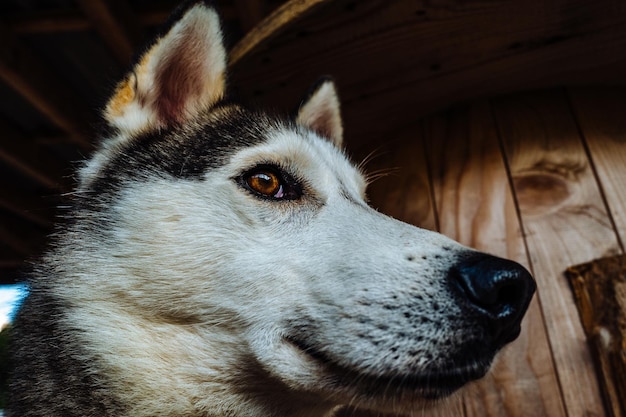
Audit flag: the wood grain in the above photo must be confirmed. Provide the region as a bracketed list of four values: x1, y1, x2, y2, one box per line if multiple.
[566, 255, 626, 417]
[568, 87, 626, 250]
[424, 101, 566, 417]
[494, 89, 620, 417]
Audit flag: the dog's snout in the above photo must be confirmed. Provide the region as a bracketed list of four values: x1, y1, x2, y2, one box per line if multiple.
[452, 253, 536, 346]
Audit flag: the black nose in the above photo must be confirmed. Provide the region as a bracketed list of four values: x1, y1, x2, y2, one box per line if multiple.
[452, 253, 536, 346]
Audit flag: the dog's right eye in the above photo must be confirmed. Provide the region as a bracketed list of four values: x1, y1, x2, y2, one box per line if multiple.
[240, 166, 302, 201]
[248, 171, 282, 197]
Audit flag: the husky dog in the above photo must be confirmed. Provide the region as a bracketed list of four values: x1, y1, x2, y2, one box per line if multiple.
[7, 1, 535, 416]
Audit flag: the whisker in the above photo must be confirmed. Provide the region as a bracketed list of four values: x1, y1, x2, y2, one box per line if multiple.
[357, 146, 386, 172]
[364, 167, 399, 186]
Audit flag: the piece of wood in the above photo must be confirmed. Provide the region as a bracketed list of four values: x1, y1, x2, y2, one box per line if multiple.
[494, 89, 620, 417]
[566, 255, 626, 417]
[423, 100, 566, 417]
[568, 87, 626, 250]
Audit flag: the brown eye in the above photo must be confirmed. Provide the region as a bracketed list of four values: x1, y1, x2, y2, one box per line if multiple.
[240, 166, 302, 200]
[247, 171, 282, 198]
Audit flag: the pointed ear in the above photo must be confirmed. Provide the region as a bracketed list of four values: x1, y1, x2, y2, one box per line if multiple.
[296, 78, 343, 148]
[104, 1, 226, 136]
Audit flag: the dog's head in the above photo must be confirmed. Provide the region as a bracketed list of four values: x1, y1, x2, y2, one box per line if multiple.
[70, 1, 535, 415]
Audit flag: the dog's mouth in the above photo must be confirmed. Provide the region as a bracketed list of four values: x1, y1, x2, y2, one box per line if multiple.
[285, 336, 492, 401]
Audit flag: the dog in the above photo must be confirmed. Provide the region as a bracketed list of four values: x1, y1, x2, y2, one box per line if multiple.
[7, 1, 535, 416]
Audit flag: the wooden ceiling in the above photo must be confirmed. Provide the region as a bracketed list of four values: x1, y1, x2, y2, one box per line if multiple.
[0, 0, 288, 283]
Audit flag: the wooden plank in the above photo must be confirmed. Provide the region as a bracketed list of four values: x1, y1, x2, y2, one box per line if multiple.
[365, 125, 437, 231]
[568, 87, 626, 250]
[494, 89, 620, 417]
[566, 255, 626, 417]
[423, 101, 566, 417]
[0, 25, 90, 148]
[76, 0, 142, 66]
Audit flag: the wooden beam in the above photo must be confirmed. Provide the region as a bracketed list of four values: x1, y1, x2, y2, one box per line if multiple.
[0, 25, 91, 149]
[234, 0, 266, 33]
[75, 0, 142, 66]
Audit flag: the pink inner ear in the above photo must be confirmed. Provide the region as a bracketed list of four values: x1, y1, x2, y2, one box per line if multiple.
[155, 26, 207, 125]
[310, 115, 333, 140]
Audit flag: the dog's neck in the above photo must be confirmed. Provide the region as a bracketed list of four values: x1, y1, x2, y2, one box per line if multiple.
[61, 302, 337, 417]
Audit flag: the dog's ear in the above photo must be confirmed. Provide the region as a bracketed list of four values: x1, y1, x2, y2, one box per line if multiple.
[296, 78, 343, 148]
[104, 1, 226, 136]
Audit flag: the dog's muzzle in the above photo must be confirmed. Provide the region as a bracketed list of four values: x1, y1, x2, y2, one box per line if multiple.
[450, 253, 536, 348]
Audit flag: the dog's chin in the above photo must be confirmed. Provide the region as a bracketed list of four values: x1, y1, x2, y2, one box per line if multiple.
[282, 336, 493, 411]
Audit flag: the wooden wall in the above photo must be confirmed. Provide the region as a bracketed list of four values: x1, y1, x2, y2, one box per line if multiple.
[361, 86, 626, 417]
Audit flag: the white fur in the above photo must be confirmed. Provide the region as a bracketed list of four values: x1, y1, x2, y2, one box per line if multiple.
[39, 4, 509, 416]
[53, 125, 472, 417]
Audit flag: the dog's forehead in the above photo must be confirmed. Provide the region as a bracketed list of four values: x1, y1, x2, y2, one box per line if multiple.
[226, 126, 366, 196]
[80, 105, 275, 189]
